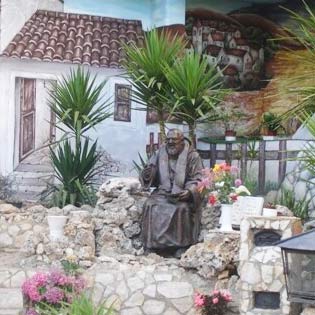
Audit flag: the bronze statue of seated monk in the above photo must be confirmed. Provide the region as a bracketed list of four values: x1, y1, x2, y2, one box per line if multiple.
[140, 129, 203, 257]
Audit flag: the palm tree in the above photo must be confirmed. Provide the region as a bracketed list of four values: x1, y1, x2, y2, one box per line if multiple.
[122, 28, 185, 141]
[163, 52, 227, 145]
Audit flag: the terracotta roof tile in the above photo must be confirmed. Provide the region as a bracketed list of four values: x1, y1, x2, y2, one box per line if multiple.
[2, 10, 144, 68]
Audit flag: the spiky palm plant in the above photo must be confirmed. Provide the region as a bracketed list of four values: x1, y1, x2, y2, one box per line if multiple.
[47, 68, 111, 207]
[163, 53, 227, 144]
[122, 28, 185, 141]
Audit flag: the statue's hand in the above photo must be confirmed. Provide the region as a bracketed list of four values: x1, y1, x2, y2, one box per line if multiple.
[178, 189, 191, 201]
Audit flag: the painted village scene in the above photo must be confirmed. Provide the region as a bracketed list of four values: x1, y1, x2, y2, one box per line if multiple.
[1, 0, 315, 314]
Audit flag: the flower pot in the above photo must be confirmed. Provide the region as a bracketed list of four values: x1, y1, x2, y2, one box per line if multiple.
[262, 129, 277, 140]
[219, 204, 233, 232]
[47, 215, 68, 241]
[225, 130, 236, 142]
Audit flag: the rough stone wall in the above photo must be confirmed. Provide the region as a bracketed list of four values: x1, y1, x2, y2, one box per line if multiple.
[239, 215, 302, 315]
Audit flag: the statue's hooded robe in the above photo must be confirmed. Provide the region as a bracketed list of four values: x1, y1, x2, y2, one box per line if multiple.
[140, 142, 203, 249]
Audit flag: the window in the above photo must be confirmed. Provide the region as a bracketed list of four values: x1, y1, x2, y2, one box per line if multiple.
[114, 84, 131, 122]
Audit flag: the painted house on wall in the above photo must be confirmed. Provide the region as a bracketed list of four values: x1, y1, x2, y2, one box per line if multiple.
[0, 0, 187, 199]
[0, 2, 142, 198]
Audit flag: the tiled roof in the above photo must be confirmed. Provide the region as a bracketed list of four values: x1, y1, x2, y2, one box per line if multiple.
[211, 31, 224, 41]
[225, 48, 247, 57]
[222, 65, 238, 75]
[204, 44, 222, 57]
[2, 10, 144, 68]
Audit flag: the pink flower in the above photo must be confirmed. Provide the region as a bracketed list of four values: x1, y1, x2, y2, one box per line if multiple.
[212, 297, 219, 304]
[230, 165, 239, 175]
[32, 272, 48, 287]
[49, 270, 69, 286]
[212, 290, 219, 295]
[221, 290, 233, 302]
[234, 178, 242, 187]
[194, 293, 205, 307]
[26, 309, 39, 315]
[22, 280, 42, 302]
[44, 287, 64, 304]
[197, 178, 210, 192]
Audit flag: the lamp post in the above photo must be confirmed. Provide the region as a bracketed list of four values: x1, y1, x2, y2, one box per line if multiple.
[277, 229, 315, 305]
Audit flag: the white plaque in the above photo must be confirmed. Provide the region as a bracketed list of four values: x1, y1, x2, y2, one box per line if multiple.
[232, 196, 264, 226]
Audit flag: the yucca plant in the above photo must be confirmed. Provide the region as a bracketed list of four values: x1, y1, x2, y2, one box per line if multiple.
[163, 53, 227, 144]
[48, 67, 111, 141]
[122, 28, 185, 141]
[47, 68, 111, 206]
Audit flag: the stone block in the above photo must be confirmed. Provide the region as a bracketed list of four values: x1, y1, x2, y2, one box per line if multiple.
[157, 282, 193, 299]
[143, 300, 166, 315]
[0, 289, 23, 308]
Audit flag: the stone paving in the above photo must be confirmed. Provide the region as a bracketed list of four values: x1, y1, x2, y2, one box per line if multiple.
[89, 255, 216, 315]
[0, 254, 220, 315]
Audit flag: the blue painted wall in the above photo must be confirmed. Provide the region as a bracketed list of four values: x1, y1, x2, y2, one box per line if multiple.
[65, 0, 185, 29]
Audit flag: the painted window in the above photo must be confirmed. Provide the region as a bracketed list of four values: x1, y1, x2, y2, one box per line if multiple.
[114, 84, 132, 122]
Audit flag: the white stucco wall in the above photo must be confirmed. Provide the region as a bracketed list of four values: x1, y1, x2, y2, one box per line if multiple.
[0, 0, 63, 51]
[0, 58, 183, 176]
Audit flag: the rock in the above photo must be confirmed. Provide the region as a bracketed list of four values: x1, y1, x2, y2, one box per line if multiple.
[276, 205, 293, 217]
[124, 222, 141, 238]
[63, 204, 80, 214]
[264, 190, 278, 204]
[26, 205, 48, 214]
[180, 231, 240, 279]
[0, 233, 13, 247]
[99, 177, 141, 198]
[0, 203, 19, 214]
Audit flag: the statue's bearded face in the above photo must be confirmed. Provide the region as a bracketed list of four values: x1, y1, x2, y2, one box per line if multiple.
[166, 131, 184, 157]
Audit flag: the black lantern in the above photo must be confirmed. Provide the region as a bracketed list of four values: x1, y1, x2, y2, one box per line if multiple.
[277, 229, 315, 304]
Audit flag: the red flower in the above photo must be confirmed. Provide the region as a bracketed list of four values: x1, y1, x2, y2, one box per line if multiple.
[208, 194, 217, 205]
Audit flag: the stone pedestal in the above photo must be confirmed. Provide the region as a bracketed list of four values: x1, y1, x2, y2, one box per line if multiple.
[302, 306, 315, 315]
[239, 215, 302, 315]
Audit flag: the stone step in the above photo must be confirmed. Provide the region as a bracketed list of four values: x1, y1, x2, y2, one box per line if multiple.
[0, 289, 23, 309]
[11, 191, 43, 202]
[0, 309, 21, 315]
[12, 171, 54, 179]
[13, 185, 48, 193]
[15, 164, 53, 173]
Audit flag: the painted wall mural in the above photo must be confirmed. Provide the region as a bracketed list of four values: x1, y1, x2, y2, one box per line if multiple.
[65, 0, 185, 29]
[186, 0, 315, 134]
[185, 0, 310, 91]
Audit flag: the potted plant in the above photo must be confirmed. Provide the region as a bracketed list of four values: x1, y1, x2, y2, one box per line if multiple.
[260, 111, 284, 140]
[197, 163, 251, 231]
[211, 105, 249, 141]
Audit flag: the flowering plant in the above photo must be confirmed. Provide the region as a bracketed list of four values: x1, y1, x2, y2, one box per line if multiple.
[194, 290, 232, 315]
[22, 269, 85, 315]
[198, 163, 250, 205]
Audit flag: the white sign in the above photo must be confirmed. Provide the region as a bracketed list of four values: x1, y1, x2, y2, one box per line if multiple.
[232, 196, 264, 226]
